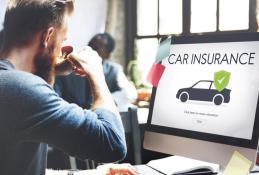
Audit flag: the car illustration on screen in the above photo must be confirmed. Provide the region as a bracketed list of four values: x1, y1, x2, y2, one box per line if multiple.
[176, 80, 231, 105]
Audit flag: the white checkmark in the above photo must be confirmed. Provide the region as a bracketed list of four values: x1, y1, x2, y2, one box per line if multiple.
[217, 76, 225, 84]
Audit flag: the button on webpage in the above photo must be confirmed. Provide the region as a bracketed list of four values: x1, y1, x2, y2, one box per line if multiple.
[192, 118, 207, 125]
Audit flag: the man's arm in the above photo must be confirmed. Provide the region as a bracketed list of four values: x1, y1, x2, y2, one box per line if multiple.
[13, 47, 126, 162]
[68, 46, 119, 115]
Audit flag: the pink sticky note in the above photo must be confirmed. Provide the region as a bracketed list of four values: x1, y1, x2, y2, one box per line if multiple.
[147, 63, 165, 87]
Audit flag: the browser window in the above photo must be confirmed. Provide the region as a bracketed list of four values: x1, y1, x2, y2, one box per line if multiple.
[151, 41, 259, 140]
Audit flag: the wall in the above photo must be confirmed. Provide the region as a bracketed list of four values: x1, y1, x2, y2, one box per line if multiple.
[0, 0, 108, 50]
[105, 0, 126, 67]
[66, 0, 108, 49]
[257, 0, 259, 31]
[0, 0, 6, 30]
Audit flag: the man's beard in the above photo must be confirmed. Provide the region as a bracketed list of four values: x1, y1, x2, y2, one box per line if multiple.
[34, 45, 56, 85]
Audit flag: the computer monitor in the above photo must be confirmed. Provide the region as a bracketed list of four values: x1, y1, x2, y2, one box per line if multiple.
[143, 33, 259, 167]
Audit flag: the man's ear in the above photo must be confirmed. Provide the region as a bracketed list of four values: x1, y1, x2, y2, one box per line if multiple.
[41, 27, 55, 48]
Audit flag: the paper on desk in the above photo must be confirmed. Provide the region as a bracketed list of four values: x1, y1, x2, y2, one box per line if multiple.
[147, 155, 219, 175]
[223, 151, 252, 175]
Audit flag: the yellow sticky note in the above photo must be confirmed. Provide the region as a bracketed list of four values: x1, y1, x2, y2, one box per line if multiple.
[223, 151, 252, 175]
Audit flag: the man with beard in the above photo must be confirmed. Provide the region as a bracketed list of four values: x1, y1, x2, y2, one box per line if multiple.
[0, 0, 137, 175]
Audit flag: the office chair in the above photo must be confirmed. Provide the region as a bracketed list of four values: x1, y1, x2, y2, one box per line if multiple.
[120, 106, 142, 165]
[68, 157, 97, 170]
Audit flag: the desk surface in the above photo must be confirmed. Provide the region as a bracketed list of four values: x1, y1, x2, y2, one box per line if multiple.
[136, 164, 259, 175]
[136, 155, 259, 175]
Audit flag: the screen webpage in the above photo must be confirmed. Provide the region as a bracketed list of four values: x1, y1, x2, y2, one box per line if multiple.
[151, 41, 259, 140]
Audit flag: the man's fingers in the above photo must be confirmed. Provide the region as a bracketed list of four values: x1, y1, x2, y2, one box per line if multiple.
[80, 46, 92, 51]
[69, 48, 100, 63]
[108, 164, 138, 175]
[67, 54, 83, 68]
[97, 163, 139, 175]
[74, 68, 86, 76]
[110, 168, 138, 175]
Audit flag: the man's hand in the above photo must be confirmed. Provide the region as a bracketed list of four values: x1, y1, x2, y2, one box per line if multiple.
[65, 46, 119, 114]
[96, 163, 139, 175]
[46, 163, 139, 175]
[67, 46, 104, 78]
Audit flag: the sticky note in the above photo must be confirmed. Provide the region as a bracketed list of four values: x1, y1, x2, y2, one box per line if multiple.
[155, 37, 171, 63]
[223, 151, 252, 175]
[147, 63, 165, 87]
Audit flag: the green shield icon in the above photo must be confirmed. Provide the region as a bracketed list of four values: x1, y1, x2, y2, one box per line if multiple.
[214, 70, 231, 92]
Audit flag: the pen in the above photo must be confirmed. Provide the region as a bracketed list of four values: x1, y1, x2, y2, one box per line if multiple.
[174, 172, 217, 175]
[250, 170, 259, 174]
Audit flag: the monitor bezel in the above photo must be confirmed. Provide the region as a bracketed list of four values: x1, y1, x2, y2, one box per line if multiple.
[146, 32, 259, 149]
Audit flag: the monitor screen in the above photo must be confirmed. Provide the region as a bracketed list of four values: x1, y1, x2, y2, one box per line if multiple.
[144, 33, 259, 166]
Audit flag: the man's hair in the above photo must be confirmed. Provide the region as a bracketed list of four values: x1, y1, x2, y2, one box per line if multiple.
[93, 33, 115, 53]
[1, 0, 74, 52]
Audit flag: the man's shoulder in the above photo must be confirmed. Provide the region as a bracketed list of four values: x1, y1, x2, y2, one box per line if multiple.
[0, 70, 51, 97]
[0, 70, 47, 85]
[103, 60, 123, 72]
[0, 70, 57, 107]
[104, 60, 122, 67]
